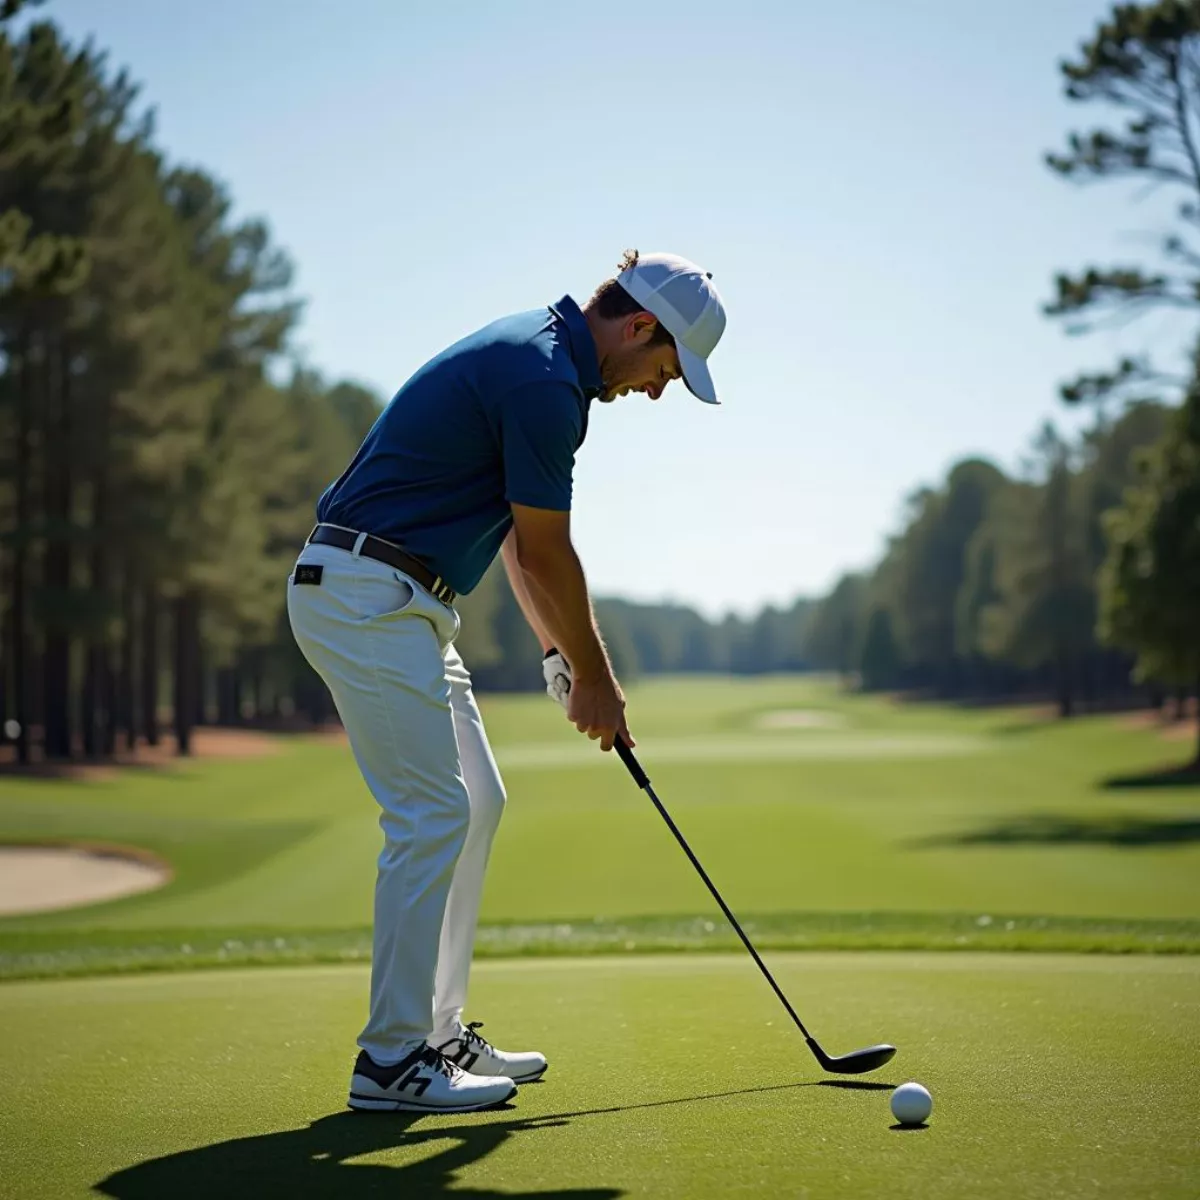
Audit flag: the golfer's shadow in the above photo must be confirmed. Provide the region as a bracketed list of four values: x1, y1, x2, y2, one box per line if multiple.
[93, 1109, 623, 1200]
[93, 1078, 887, 1197]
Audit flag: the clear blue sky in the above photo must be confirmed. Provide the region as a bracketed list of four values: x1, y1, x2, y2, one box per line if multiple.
[41, 0, 1197, 617]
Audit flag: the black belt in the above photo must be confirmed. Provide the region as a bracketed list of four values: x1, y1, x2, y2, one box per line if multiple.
[306, 525, 457, 605]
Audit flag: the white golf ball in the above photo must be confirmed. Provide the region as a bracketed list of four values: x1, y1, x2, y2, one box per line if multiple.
[890, 1081, 933, 1125]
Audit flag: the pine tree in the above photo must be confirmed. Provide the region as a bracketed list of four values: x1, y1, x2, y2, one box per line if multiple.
[1100, 381, 1200, 761]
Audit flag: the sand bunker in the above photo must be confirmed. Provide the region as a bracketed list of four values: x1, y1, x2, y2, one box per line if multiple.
[0, 845, 169, 915]
[755, 709, 849, 730]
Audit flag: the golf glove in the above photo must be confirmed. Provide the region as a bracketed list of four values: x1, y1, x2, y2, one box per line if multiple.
[542, 648, 572, 707]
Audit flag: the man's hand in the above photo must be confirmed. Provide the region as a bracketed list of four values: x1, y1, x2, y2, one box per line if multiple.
[543, 649, 572, 705]
[567, 671, 632, 753]
[542, 647, 633, 753]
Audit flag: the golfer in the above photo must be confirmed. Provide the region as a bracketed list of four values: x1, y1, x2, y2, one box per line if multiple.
[287, 251, 726, 1113]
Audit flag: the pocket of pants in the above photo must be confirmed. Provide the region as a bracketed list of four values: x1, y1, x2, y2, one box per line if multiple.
[350, 569, 418, 622]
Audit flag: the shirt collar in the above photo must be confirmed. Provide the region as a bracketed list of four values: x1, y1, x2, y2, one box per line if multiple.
[549, 294, 603, 401]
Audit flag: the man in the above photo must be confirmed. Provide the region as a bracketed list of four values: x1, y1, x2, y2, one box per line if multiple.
[287, 250, 726, 1114]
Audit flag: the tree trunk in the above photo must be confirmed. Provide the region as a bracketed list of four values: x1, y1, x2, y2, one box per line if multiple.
[194, 608, 206, 727]
[103, 646, 117, 757]
[231, 659, 244, 725]
[193, 627, 207, 727]
[303, 674, 332, 725]
[173, 595, 189, 755]
[1194, 668, 1200, 768]
[173, 592, 199, 755]
[81, 643, 108, 759]
[40, 634, 70, 755]
[41, 332, 73, 759]
[85, 649, 115, 758]
[1055, 648, 1074, 719]
[10, 331, 31, 764]
[216, 666, 235, 725]
[1080, 651, 1096, 712]
[118, 571, 137, 752]
[83, 369, 113, 759]
[1046, 457, 1074, 721]
[249, 651, 263, 725]
[81, 647, 98, 757]
[0, 597, 6, 748]
[28, 646, 44, 753]
[141, 584, 160, 746]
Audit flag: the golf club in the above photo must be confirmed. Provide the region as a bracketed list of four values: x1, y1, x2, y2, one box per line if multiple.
[614, 734, 897, 1076]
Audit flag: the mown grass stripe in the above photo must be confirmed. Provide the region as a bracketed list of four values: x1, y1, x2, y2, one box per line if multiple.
[494, 733, 989, 769]
[2, 909, 1197, 981]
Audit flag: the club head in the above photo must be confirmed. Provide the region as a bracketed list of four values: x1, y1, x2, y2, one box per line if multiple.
[814, 1042, 897, 1075]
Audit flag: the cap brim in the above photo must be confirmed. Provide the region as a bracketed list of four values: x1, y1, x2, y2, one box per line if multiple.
[677, 342, 719, 405]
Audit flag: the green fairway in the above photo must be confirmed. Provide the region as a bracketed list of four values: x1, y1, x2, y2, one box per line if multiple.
[1, 953, 1196, 1199]
[2, 677, 1199, 977]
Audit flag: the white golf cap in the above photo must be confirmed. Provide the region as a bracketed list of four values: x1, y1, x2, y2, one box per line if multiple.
[616, 251, 727, 404]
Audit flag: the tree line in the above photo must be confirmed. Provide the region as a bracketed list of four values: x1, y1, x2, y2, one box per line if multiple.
[455, 582, 814, 693]
[1, 2, 1197, 766]
[807, 1, 1200, 764]
[0, 10, 383, 764]
[801, 402, 1183, 709]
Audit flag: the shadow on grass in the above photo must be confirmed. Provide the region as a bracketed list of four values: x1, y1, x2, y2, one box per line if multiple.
[815, 1080, 895, 1091]
[537, 1078, 891, 1120]
[95, 1079, 883, 1198]
[916, 813, 1200, 848]
[94, 1109, 620, 1199]
[0, 756, 201, 783]
[1100, 764, 1200, 790]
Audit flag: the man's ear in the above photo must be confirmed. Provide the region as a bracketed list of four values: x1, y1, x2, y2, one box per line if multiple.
[625, 311, 658, 344]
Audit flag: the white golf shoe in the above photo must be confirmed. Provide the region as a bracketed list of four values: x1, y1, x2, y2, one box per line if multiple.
[347, 1043, 516, 1113]
[431, 1020, 548, 1084]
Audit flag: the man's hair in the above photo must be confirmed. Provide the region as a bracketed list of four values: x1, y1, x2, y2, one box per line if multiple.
[586, 250, 675, 346]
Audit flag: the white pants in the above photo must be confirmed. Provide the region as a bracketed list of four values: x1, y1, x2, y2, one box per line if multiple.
[286, 541, 506, 1064]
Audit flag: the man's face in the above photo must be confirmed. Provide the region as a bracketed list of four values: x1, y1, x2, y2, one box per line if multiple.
[599, 315, 683, 403]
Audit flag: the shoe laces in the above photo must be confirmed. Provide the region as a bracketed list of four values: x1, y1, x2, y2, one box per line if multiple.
[419, 1044, 460, 1080]
[460, 1021, 494, 1054]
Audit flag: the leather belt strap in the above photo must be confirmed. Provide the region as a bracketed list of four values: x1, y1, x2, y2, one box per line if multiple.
[306, 524, 457, 605]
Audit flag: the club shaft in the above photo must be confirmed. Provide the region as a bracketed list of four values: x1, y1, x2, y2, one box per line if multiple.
[614, 736, 815, 1044]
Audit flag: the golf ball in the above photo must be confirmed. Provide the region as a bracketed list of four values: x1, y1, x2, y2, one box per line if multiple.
[890, 1081, 933, 1125]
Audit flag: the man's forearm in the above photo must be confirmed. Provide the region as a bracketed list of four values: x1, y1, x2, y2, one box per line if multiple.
[500, 531, 554, 652]
[511, 537, 610, 682]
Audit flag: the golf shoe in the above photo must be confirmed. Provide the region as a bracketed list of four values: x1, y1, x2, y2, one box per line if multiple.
[432, 1020, 548, 1084]
[348, 1043, 515, 1112]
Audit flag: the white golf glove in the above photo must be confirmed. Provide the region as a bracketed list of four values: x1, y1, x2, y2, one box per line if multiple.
[542, 648, 572, 708]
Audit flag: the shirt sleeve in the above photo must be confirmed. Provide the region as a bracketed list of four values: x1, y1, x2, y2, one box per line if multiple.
[499, 381, 584, 511]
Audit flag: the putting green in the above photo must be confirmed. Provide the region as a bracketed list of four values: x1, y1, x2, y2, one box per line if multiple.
[1, 953, 1196, 1198]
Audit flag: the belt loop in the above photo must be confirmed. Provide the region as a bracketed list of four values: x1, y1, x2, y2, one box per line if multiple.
[351, 532, 368, 559]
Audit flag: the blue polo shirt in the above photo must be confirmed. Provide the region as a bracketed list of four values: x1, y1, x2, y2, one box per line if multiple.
[315, 294, 602, 595]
